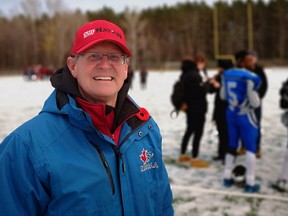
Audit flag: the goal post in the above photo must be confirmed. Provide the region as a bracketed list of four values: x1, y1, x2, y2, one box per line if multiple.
[213, 2, 254, 64]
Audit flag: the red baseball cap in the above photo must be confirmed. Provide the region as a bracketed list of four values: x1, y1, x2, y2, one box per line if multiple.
[71, 20, 131, 57]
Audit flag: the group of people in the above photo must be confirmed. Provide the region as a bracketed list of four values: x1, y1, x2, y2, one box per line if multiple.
[177, 51, 268, 193]
[23, 64, 54, 81]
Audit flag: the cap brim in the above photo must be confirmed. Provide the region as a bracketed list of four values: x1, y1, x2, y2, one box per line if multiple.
[75, 38, 132, 57]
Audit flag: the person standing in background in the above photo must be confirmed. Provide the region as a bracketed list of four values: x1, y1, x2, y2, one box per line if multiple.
[249, 51, 268, 158]
[235, 50, 268, 158]
[140, 65, 148, 89]
[271, 78, 288, 192]
[178, 55, 210, 168]
[221, 67, 262, 193]
[195, 53, 209, 83]
[209, 59, 234, 163]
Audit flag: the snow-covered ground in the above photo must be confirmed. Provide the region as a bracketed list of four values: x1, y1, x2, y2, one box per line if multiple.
[1, 68, 288, 215]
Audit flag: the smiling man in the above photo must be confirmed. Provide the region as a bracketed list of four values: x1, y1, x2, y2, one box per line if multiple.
[0, 20, 174, 215]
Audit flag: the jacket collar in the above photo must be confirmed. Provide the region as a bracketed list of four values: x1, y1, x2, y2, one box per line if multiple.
[50, 65, 138, 132]
[50, 65, 83, 99]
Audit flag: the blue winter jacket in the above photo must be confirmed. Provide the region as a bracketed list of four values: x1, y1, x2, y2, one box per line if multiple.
[0, 66, 174, 215]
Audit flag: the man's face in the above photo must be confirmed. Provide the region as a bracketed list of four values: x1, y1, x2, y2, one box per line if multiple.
[243, 54, 256, 71]
[67, 42, 128, 106]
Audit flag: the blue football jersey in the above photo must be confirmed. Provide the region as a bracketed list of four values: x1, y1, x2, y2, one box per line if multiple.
[222, 68, 261, 112]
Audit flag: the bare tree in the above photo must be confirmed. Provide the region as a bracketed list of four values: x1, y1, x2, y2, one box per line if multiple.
[56, 13, 87, 67]
[21, 0, 42, 64]
[122, 8, 146, 69]
[275, 1, 286, 59]
[46, 0, 66, 17]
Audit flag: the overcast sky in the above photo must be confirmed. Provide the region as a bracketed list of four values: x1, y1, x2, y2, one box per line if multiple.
[1, 0, 230, 17]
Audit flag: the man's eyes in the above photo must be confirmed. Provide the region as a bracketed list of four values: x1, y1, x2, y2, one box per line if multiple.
[89, 53, 102, 59]
[87, 53, 121, 60]
[109, 54, 121, 61]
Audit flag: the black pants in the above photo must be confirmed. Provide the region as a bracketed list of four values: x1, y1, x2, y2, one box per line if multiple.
[254, 105, 262, 152]
[215, 118, 228, 159]
[181, 111, 206, 158]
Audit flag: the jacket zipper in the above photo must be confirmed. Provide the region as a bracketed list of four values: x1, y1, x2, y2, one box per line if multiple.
[111, 145, 126, 174]
[114, 118, 150, 174]
[118, 118, 149, 147]
[91, 143, 116, 195]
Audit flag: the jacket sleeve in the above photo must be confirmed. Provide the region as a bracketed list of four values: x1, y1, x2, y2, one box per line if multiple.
[161, 165, 174, 215]
[220, 77, 226, 101]
[154, 125, 174, 215]
[247, 80, 260, 108]
[255, 65, 268, 99]
[0, 133, 50, 216]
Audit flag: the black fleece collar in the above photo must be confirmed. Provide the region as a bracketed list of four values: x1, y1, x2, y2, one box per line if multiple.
[50, 65, 83, 99]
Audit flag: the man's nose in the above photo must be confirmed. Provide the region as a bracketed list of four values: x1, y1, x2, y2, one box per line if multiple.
[98, 55, 111, 66]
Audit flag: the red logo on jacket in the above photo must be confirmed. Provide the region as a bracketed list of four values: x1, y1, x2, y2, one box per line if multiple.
[140, 149, 153, 165]
[139, 149, 158, 172]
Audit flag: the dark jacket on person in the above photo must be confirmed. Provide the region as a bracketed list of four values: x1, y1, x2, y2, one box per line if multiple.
[180, 60, 208, 114]
[210, 73, 227, 121]
[252, 64, 268, 99]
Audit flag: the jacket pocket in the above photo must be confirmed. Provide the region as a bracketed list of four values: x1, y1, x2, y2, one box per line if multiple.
[93, 145, 116, 195]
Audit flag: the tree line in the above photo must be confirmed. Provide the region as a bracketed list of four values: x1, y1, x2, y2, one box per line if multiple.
[0, 0, 287, 74]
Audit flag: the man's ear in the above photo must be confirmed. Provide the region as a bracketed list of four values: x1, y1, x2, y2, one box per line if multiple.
[67, 57, 77, 78]
[124, 64, 128, 79]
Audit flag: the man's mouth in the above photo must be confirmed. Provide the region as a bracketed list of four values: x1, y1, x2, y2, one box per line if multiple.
[93, 76, 113, 81]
